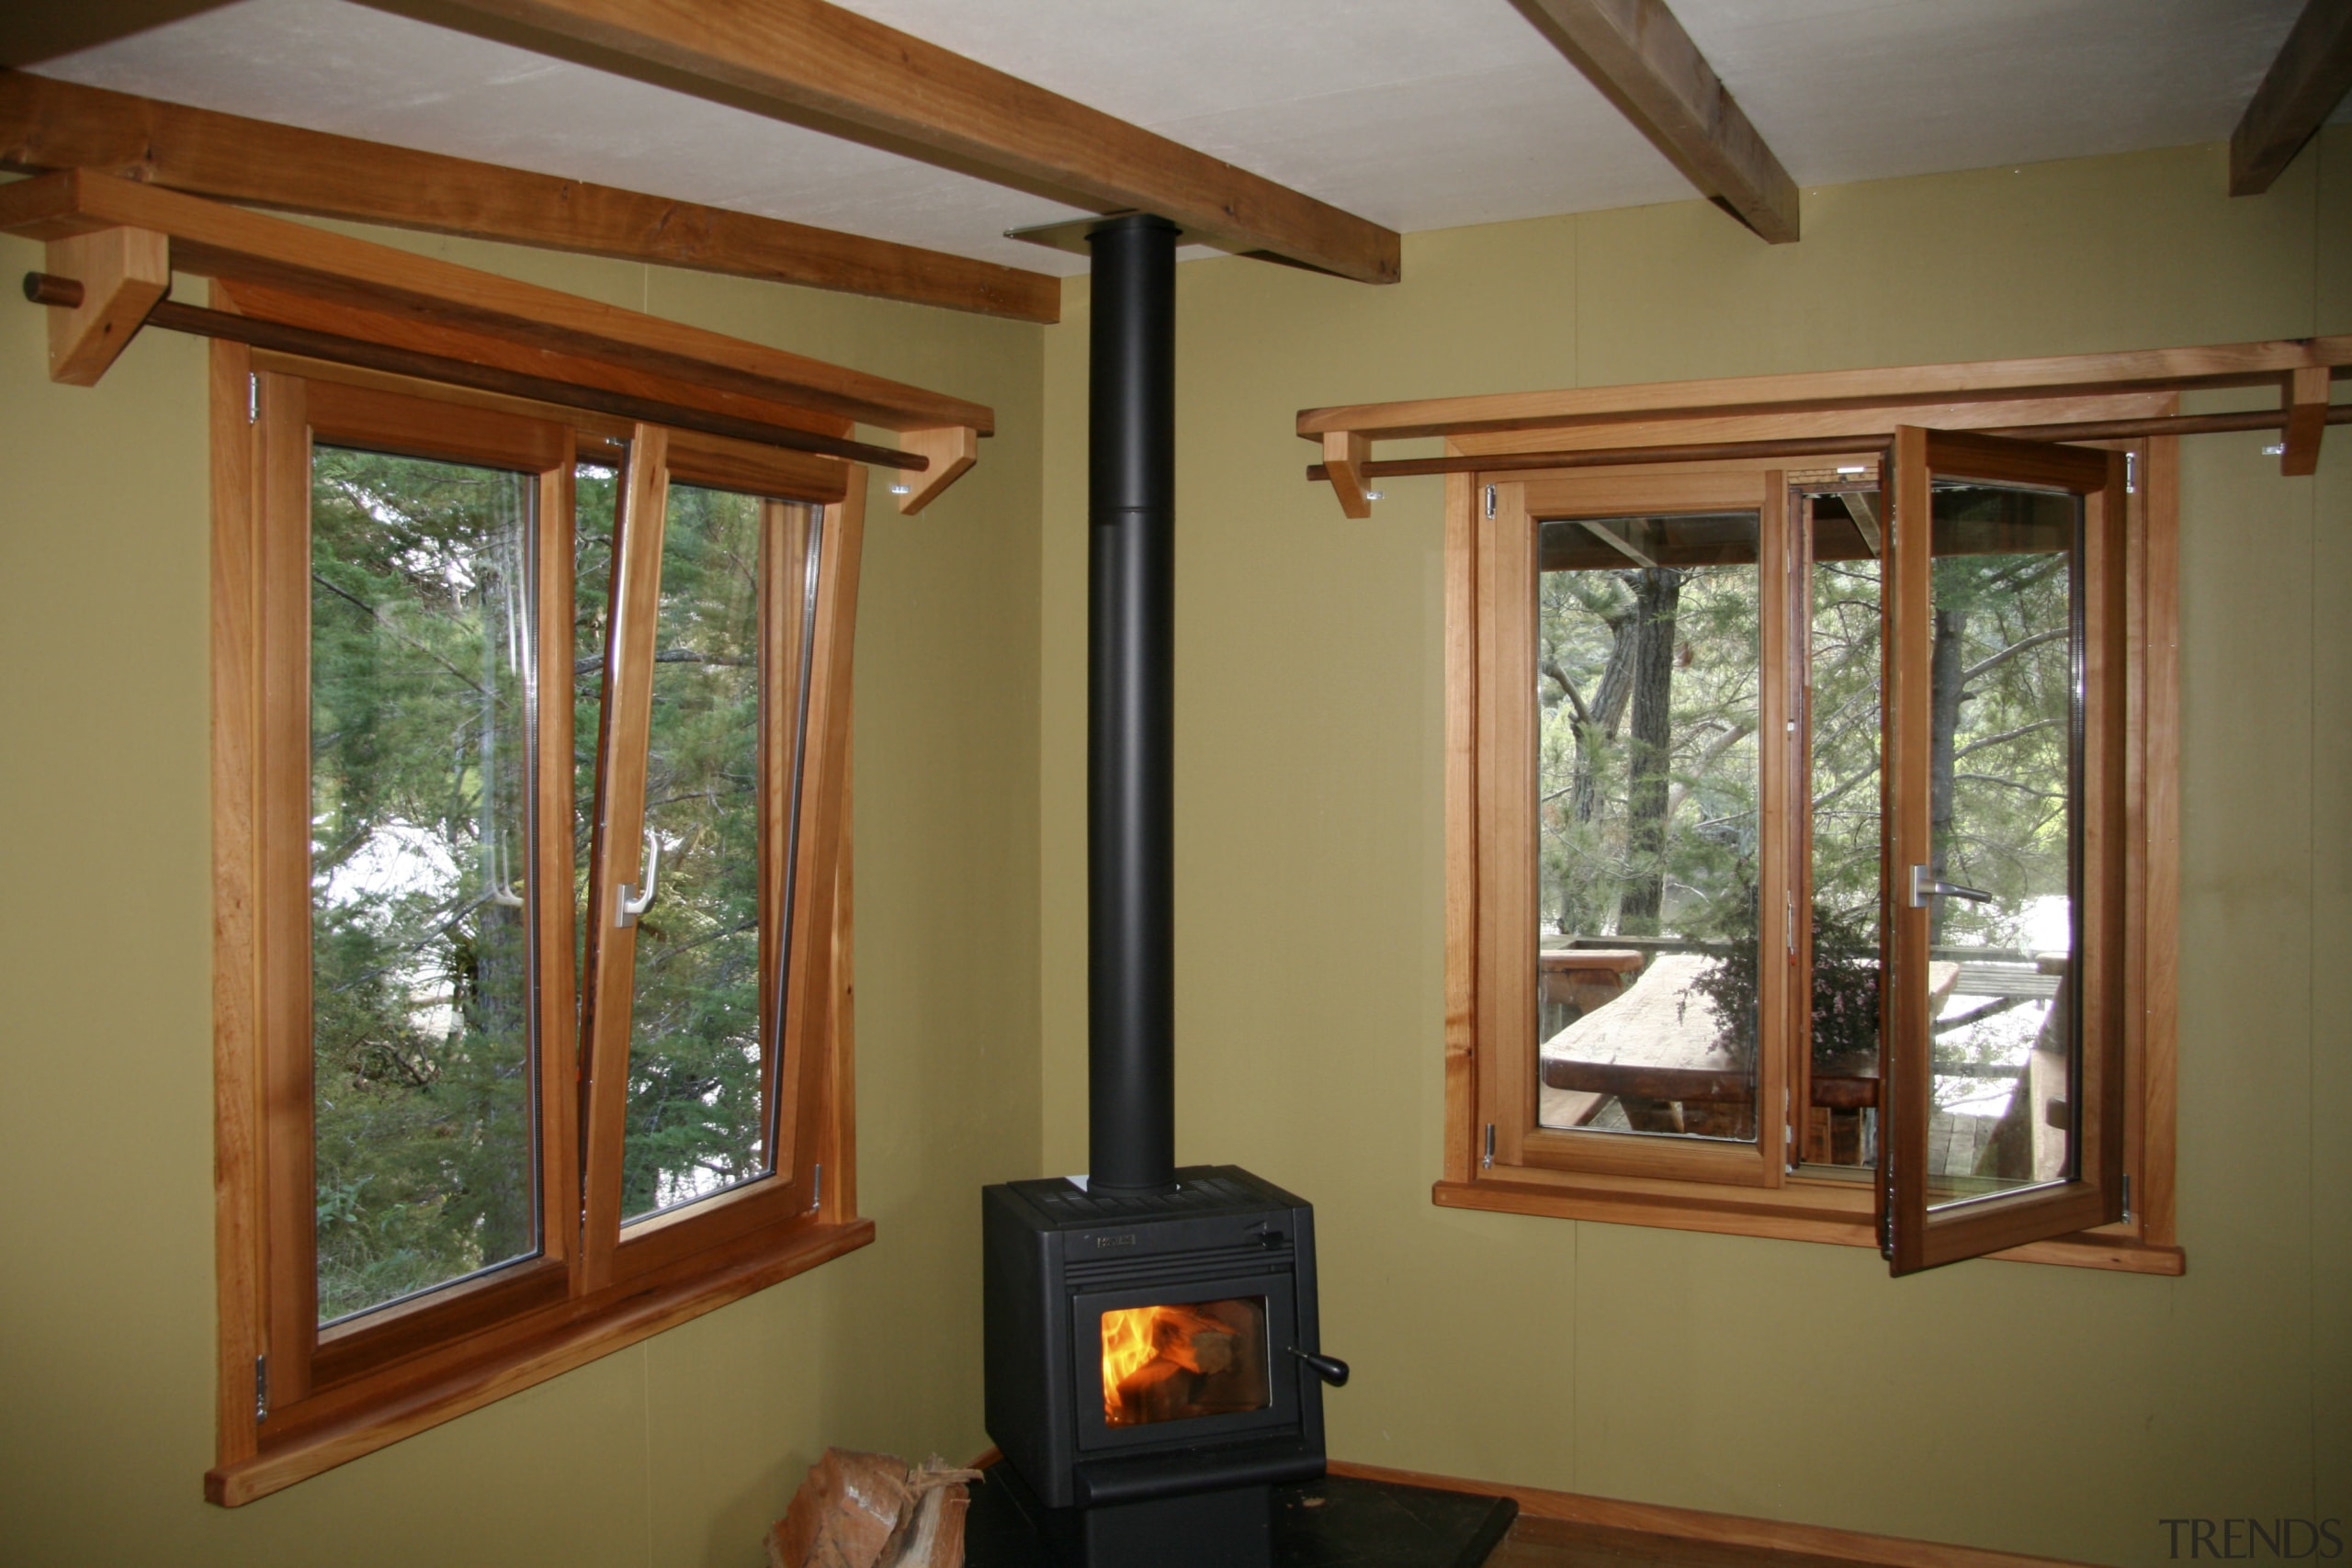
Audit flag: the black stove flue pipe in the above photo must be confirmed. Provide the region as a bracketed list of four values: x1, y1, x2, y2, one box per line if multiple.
[1086, 214, 1179, 1195]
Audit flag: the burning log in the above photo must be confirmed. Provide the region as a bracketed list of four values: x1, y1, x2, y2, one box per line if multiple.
[766, 1450, 978, 1568]
[1102, 1303, 1256, 1425]
[1112, 1356, 1192, 1425]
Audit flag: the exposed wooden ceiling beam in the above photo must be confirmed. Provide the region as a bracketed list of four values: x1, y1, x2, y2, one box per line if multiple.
[388, 0, 1400, 284]
[0, 1, 227, 70]
[0, 70, 1060, 323]
[1510, 0, 1799, 243]
[2229, 0, 2352, 196]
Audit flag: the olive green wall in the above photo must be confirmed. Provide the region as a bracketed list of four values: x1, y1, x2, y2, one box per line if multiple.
[1037, 133, 2350, 1566]
[0, 221, 1044, 1563]
[2, 128, 2344, 1568]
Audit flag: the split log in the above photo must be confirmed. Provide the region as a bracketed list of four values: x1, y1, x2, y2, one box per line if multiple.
[768, 1450, 912, 1568]
[767, 1450, 978, 1568]
[877, 1457, 980, 1568]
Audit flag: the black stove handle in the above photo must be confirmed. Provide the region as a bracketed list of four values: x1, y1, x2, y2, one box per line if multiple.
[1288, 1347, 1350, 1388]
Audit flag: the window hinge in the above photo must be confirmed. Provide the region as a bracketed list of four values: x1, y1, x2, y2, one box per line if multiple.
[1783, 1086, 1796, 1173]
[254, 1355, 268, 1424]
[1877, 1146, 1896, 1258]
[246, 373, 259, 425]
[2121, 1172, 2132, 1221]
[810, 1162, 823, 1212]
[2125, 450, 2138, 495]
[1482, 1122, 1496, 1169]
[1785, 892, 1796, 957]
[1482, 484, 1496, 521]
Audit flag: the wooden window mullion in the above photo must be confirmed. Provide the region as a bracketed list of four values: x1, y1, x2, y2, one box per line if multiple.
[772, 480, 866, 1190]
[532, 446, 582, 1273]
[576, 423, 672, 1293]
[1755, 469, 1791, 1186]
[1787, 482, 1819, 1168]
[1485, 481, 1535, 1168]
[256, 369, 319, 1407]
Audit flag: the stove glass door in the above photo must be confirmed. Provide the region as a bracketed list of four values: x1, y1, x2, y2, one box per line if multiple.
[1070, 1273, 1301, 1452]
[1099, 1296, 1269, 1427]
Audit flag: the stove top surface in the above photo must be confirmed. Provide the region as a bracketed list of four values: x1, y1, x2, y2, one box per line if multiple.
[999, 1164, 1305, 1229]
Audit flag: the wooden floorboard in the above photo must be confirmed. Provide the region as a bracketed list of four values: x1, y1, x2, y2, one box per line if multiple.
[1488, 1515, 1861, 1568]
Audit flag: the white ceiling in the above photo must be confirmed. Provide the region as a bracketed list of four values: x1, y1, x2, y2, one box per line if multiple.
[28, 0, 2334, 278]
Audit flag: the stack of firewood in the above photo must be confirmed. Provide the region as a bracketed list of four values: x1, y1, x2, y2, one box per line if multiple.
[766, 1450, 980, 1568]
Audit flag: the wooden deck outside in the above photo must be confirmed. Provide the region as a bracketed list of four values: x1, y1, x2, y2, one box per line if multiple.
[1537, 945, 2064, 1178]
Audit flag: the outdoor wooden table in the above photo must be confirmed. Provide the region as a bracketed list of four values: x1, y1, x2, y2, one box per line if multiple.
[1539, 955, 1961, 1128]
[1536, 947, 1645, 1017]
[1539, 953, 1747, 1113]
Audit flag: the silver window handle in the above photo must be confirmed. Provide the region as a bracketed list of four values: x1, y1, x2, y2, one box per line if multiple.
[616, 829, 662, 927]
[1909, 864, 1992, 908]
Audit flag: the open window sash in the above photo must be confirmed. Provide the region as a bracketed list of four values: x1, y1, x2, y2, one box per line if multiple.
[1879, 427, 2128, 1274]
[577, 427, 864, 1292]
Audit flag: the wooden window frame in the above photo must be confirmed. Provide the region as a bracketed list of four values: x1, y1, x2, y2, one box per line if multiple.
[209, 345, 873, 1506]
[1430, 403, 2184, 1278]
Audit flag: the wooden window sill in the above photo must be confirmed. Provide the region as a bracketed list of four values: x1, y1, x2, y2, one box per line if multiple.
[1432, 1179, 2183, 1277]
[206, 1217, 875, 1506]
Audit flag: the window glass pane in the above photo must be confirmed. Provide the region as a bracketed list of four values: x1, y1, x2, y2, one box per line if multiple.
[1805, 491, 1884, 1169]
[1923, 480, 2078, 1208]
[620, 485, 813, 1220]
[1533, 513, 1762, 1143]
[309, 446, 537, 1324]
[1101, 1298, 1270, 1427]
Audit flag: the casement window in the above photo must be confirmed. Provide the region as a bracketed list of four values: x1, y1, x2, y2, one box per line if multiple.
[1432, 412, 2181, 1277]
[212, 365, 869, 1500]
[0, 166, 984, 1506]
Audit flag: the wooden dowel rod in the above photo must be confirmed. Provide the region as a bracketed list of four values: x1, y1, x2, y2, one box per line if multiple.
[20, 273, 926, 472]
[1306, 407, 2351, 483]
[1977, 408, 2352, 442]
[1310, 434, 1892, 482]
[22, 270, 84, 308]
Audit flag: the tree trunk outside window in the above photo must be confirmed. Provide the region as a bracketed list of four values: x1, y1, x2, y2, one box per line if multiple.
[1618, 567, 1683, 936]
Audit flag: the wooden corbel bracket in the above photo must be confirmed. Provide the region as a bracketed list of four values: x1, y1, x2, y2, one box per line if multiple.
[31, 224, 170, 386]
[1323, 430, 1374, 519]
[2280, 365, 2332, 476]
[892, 425, 979, 513]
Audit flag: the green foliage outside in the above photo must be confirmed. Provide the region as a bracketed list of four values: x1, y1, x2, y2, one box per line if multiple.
[616, 483, 777, 1219]
[1536, 549, 1760, 980]
[307, 456, 811, 1321]
[310, 446, 536, 1323]
[1536, 494, 2075, 1119]
[1805, 558, 1884, 936]
[1923, 537, 2075, 943]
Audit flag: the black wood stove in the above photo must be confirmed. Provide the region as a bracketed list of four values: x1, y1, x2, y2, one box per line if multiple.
[981, 1167, 1344, 1562]
[980, 215, 1347, 1568]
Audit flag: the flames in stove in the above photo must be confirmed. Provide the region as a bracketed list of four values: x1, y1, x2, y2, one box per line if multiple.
[1099, 1297, 1271, 1427]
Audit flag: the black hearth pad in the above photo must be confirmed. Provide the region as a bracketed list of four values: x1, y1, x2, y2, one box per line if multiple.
[965, 1468, 1519, 1568]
